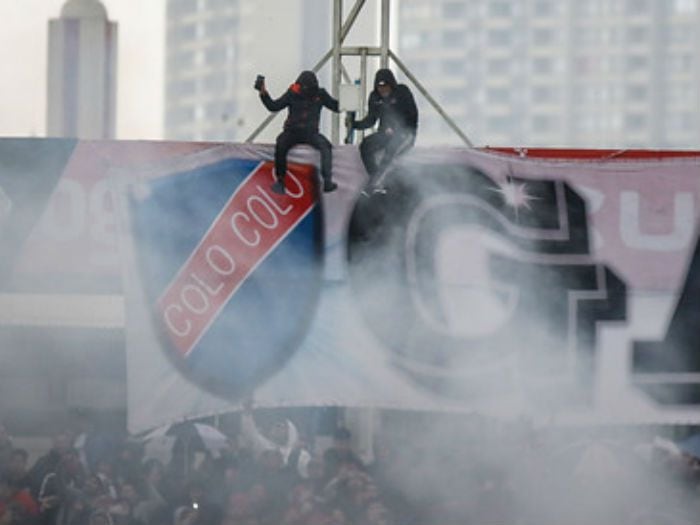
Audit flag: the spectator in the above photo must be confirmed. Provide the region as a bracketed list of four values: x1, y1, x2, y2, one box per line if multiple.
[107, 481, 140, 525]
[27, 431, 73, 499]
[132, 460, 167, 525]
[36, 449, 84, 525]
[5, 451, 29, 490]
[0, 473, 39, 525]
[329, 428, 364, 470]
[240, 408, 311, 480]
[0, 425, 13, 473]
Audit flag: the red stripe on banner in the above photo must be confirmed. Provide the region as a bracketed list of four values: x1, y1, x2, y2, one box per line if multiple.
[156, 161, 316, 357]
[485, 147, 700, 160]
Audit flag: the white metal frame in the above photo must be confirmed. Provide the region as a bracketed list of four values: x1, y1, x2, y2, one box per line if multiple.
[246, 0, 474, 147]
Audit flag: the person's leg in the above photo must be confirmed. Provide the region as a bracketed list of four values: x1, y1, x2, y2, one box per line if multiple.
[307, 133, 336, 192]
[359, 132, 390, 181]
[273, 130, 297, 193]
[375, 131, 414, 177]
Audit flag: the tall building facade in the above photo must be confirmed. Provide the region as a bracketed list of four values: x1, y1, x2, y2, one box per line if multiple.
[47, 0, 117, 139]
[164, 0, 382, 142]
[398, 0, 700, 148]
[164, 0, 334, 142]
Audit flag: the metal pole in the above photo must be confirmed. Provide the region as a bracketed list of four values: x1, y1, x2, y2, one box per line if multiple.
[332, 0, 343, 144]
[359, 47, 368, 141]
[341, 0, 367, 42]
[389, 50, 474, 147]
[246, 0, 476, 147]
[380, 0, 390, 68]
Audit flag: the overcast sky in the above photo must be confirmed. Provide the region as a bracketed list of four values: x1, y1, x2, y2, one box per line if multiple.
[0, 0, 165, 140]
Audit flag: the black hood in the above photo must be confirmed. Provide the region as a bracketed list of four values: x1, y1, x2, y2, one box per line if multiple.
[374, 68, 397, 91]
[295, 70, 319, 96]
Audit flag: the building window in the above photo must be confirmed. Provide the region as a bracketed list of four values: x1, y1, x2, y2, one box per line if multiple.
[443, 2, 466, 18]
[626, 26, 648, 43]
[442, 88, 465, 104]
[673, 0, 697, 12]
[533, 0, 554, 15]
[669, 84, 695, 104]
[626, 0, 649, 14]
[489, 1, 511, 16]
[668, 54, 694, 72]
[532, 115, 555, 132]
[488, 29, 511, 46]
[205, 47, 227, 65]
[167, 79, 195, 98]
[169, 23, 196, 41]
[205, 17, 235, 37]
[532, 86, 557, 103]
[626, 84, 647, 101]
[168, 0, 197, 16]
[487, 87, 510, 104]
[442, 59, 466, 75]
[487, 58, 510, 74]
[167, 106, 195, 126]
[532, 28, 554, 45]
[667, 112, 695, 132]
[167, 51, 194, 70]
[443, 31, 464, 47]
[625, 113, 646, 129]
[206, 0, 236, 8]
[401, 32, 427, 50]
[626, 55, 648, 72]
[532, 57, 553, 74]
[487, 116, 511, 133]
[204, 73, 227, 92]
[669, 26, 693, 43]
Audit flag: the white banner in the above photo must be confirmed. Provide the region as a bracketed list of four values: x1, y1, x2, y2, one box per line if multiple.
[115, 144, 700, 433]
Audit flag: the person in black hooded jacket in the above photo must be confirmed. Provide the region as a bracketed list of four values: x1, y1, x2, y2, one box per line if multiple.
[256, 71, 340, 194]
[351, 68, 418, 186]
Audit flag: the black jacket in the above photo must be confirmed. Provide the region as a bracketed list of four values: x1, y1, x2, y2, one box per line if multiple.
[260, 71, 339, 132]
[353, 69, 418, 134]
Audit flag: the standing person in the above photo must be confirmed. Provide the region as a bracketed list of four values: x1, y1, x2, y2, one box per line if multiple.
[239, 404, 311, 480]
[255, 71, 340, 194]
[351, 69, 418, 188]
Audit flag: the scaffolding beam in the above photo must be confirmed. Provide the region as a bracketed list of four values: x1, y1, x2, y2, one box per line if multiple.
[246, 0, 474, 148]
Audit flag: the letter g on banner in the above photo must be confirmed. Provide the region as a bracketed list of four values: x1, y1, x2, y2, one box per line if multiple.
[347, 162, 627, 407]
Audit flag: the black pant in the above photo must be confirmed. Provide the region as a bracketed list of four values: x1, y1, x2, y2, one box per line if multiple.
[359, 130, 415, 181]
[275, 129, 333, 182]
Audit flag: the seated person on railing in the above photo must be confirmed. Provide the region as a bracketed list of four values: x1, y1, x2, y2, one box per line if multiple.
[349, 68, 418, 188]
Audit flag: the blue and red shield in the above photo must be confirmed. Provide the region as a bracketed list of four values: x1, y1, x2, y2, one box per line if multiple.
[128, 158, 323, 399]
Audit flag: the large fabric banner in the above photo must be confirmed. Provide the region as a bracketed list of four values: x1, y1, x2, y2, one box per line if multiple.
[3, 139, 700, 433]
[114, 143, 700, 433]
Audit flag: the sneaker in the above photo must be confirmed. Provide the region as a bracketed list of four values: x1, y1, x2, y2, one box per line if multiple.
[372, 186, 387, 195]
[271, 179, 286, 195]
[323, 180, 338, 193]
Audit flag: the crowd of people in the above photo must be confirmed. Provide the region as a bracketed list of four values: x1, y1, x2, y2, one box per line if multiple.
[2, 411, 700, 525]
[0, 410, 402, 525]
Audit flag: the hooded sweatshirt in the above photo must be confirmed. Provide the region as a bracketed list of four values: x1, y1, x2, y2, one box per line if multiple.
[260, 70, 339, 132]
[353, 68, 418, 134]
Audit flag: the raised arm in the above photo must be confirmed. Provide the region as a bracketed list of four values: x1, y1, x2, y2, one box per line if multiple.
[260, 90, 290, 112]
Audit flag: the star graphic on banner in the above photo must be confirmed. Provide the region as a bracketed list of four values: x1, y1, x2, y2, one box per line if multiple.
[490, 177, 538, 213]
